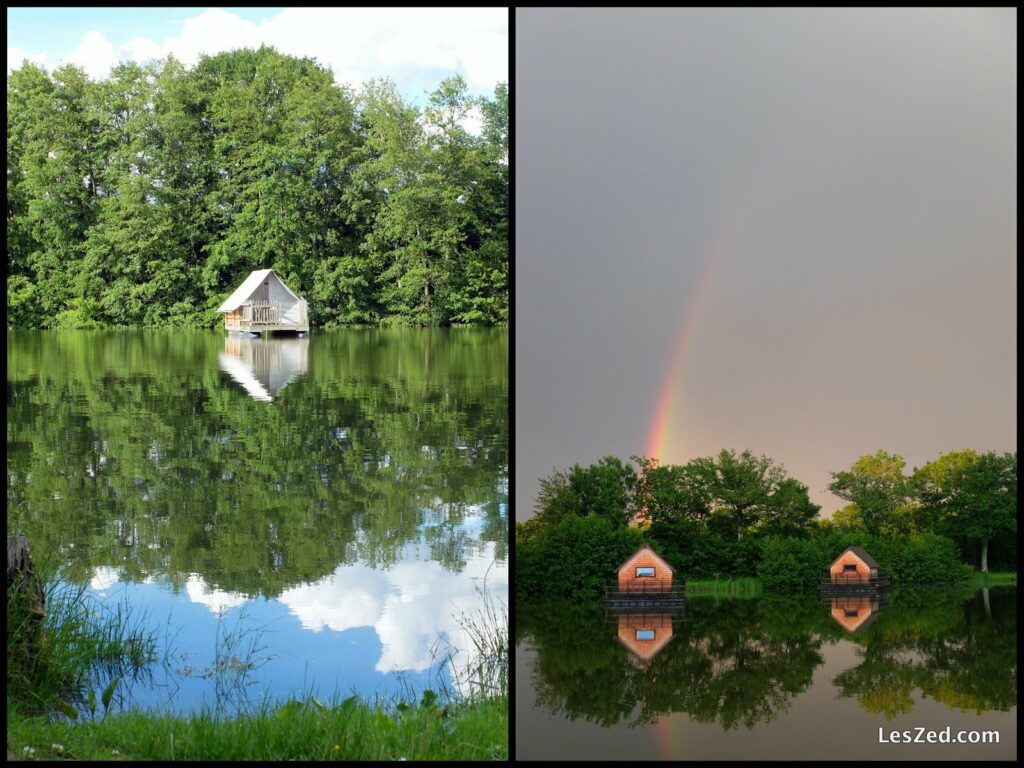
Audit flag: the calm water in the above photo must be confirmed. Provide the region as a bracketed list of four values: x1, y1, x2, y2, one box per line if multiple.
[7, 329, 507, 714]
[516, 587, 1016, 760]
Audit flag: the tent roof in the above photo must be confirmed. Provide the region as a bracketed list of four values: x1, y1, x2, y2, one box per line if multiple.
[216, 269, 301, 313]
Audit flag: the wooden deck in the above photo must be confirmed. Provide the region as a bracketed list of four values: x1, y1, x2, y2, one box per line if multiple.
[820, 573, 891, 595]
[604, 581, 687, 607]
[225, 300, 309, 334]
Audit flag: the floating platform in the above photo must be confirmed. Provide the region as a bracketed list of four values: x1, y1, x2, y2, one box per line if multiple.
[604, 582, 687, 608]
[820, 575, 891, 596]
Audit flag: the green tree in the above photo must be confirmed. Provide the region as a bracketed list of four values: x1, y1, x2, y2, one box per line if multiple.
[692, 449, 819, 541]
[914, 450, 1017, 572]
[7, 51, 506, 329]
[827, 451, 911, 535]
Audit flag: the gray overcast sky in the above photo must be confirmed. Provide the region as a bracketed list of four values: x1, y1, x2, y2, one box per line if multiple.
[515, 8, 1016, 520]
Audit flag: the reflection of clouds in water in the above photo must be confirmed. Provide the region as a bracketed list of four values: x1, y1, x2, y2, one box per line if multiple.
[184, 575, 250, 615]
[90, 567, 250, 616]
[89, 566, 122, 592]
[278, 545, 507, 677]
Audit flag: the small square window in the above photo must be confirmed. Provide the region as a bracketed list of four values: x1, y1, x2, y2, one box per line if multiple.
[636, 566, 655, 577]
[844, 608, 859, 617]
[843, 564, 858, 573]
[635, 629, 655, 641]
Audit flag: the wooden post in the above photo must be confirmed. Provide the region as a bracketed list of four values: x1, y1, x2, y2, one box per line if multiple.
[7, 534, 46, 664]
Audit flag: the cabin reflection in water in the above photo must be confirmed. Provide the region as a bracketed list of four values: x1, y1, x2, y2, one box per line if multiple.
[613, 611, 679, 665]
[218, 336, 309, 402]
[829, 595, 885, 633]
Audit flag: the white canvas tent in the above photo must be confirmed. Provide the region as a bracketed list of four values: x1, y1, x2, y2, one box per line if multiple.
[217, 269, 308, 333]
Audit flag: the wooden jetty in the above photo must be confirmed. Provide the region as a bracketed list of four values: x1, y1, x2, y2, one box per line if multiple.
[217, 269, 309, 335]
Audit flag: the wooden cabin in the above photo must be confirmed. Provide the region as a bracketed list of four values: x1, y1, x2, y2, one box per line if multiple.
[217, 269, 309, 334]
[828, 546, 880, 585]
[617, 544, 674, 593]
[822, 546, 890, 595]
[615, 612, 674, 663]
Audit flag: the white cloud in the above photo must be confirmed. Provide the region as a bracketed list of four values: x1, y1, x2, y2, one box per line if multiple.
[8, 45, 49, 74]
[61, 30, 118, 80]
[81, 8, 505, 95]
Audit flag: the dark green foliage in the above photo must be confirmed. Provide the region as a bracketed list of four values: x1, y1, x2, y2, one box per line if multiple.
[515, 515, 643, 602]
[756, 532, 971, 592]
[519, 449, 1005, 599]
[647, 520, 763, 578]
[529, 457, 637, 529]
[913, 450, 1016, 572]
[756, 536, 829, 593]
[7, 51, 507, 328]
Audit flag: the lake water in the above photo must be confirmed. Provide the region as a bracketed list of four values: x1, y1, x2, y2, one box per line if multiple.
[7, 328, 507, 715]
[516, 587, 1016, 760]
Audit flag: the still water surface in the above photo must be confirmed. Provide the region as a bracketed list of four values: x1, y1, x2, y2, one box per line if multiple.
[7, 329, 507, 714]
[516, 587, 1016, 760]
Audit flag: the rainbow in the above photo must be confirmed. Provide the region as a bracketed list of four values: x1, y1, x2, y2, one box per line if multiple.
[643, 236, 725, 463]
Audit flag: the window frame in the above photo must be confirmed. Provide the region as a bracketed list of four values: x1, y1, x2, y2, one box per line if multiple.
[635, 566, 656, 578]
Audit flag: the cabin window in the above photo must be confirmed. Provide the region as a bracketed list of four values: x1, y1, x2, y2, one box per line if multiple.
[636, 566, 655, 578]
[842, 564, 858, 573]
[844, 608, 859, 617]
[635, 629, 655, 641]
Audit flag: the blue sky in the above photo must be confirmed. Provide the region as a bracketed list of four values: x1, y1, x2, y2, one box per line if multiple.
[7, 7, 508, 102]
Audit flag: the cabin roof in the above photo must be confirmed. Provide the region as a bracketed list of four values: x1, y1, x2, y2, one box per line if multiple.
[216, 269, 302, 313]
[615, 544, 675, 574]
[832, 546, 880, 569]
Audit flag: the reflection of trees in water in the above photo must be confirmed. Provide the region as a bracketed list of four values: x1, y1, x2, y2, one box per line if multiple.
[521, 597, 829, 730]
[832, 586, 1017, 718]
[520, 587, 1018, 730]
[7, 329, 507, 596]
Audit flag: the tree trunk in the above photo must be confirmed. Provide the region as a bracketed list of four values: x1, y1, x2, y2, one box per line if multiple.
[981, 538, 988, 573]
[7, 534, 46, 666]
[982, 587, 991, 619]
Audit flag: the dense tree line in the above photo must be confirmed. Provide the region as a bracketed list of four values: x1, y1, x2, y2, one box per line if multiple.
[7, 47, 508, 328]
[517, 449, 1016, 601]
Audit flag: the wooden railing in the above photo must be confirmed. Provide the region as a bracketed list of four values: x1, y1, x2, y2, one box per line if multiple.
[822, 573, 891, 588]
[248, 302, 280, 324]
[606, 581, 687, 600]
[225, 302, 281, 329]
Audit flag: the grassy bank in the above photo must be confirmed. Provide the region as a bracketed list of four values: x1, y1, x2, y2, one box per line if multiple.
[970, 571, 1017, 587]
[7, 693, 507, 761]
[685, 577, 763, 598]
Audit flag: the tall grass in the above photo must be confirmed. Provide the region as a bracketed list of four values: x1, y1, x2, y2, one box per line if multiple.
[970, 571, 1017, 587]
[448, 586, 509, 702]
[686, 577, 763, 599]
[7, 570, 158, 716]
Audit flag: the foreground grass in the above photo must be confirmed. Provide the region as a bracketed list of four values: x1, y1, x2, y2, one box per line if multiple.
[8, 571, 158, 717]
[970, 571, 1016, 587]
[8, 693, 508, 761]
[9, 560, 508, 761]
